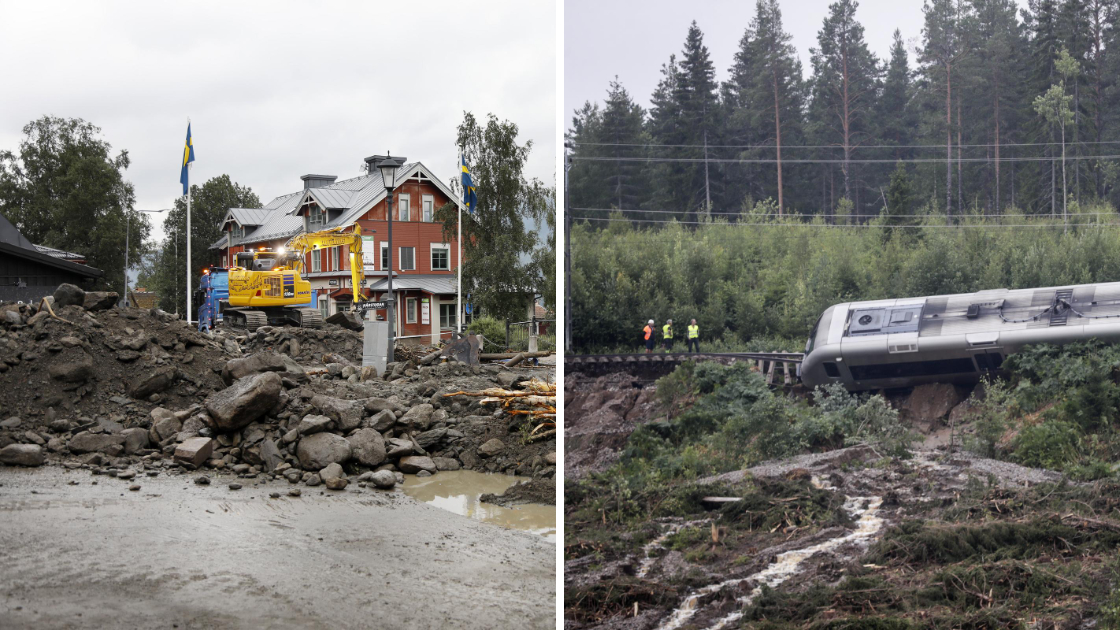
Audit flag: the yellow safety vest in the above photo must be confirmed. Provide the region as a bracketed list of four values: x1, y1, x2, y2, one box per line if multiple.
[662, 324, 673, 339]
[688, 325, 699, 339]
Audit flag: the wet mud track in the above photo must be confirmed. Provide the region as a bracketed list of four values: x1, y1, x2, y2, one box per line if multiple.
[0, 468, 555, 629]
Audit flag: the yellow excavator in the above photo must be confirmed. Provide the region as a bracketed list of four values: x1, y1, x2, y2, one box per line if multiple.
[221, 225, 367, 330]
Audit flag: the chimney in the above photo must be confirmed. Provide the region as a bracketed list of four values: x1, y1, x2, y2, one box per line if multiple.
[301, 174, 337, 190]
[364, 154, 407, 176]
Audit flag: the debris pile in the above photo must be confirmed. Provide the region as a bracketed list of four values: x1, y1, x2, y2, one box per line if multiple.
[0, 284, 556, 501]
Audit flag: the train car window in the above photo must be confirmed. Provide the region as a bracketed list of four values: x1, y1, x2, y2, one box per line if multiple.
[849, 357, 977, 381]
[805, 316, 823, 354]
[823, 362, 840, 377]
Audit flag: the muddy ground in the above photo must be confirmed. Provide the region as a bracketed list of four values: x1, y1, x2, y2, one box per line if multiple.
[565, 370, 1120, 629]
[0, 467, 554, 630]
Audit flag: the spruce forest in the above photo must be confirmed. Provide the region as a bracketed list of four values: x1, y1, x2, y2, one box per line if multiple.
[568, 0, 1120, 222]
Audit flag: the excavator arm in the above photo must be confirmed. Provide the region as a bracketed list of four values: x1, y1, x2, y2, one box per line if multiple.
[286, 225, 367, 308]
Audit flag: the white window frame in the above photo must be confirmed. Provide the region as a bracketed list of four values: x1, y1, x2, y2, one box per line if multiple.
[397, 194, 411, 222]
[380, 241, 389, 270]
[311, 248, 321, 273]
[399, 246, 416, 271]
[330, 246, 339, 271]
[317, 294, 328, 318]
[406, 297, 418, 324]
[430, 242, 450, 271]
[422, 195, 434, 222]
[439, 303, 457, 330]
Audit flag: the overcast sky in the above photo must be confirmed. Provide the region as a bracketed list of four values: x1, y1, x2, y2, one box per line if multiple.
[0, 0, 556, 242]
[565, 0, 1025, 130]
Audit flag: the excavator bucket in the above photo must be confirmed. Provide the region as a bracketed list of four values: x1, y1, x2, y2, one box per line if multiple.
[441, 333, 480, 366]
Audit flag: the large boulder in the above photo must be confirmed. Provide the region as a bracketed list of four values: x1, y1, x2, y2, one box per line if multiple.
[399, 404, 434, 431]
[296, 432, 352, 469]
[319, 462, 344, 483]
[310, 395, 364, 432]
[48, 349, 95, 383]
[67, 431, 125, 455]
[121, 427, 150, 454]
[221, 352, 288, 386]
[204, 372, 283, 432]
[347, 428, 386, 467]
[398, 455, 437, 474]
[53, 283, 85, 308]
[259, 439, 283, 472]
[366, 409, 396, 432]
[174, 437, 214, 468]
[414, 427, 447, 449]
[148, 408, 183, 444]
[82, 291, 118, 312]
[900, 383, 966, 428]
[297, 414, 332, 435]
[0, 444, 44, 466]
[128, 366, 177, 399]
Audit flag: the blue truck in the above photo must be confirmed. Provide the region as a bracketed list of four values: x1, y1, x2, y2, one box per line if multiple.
[195, 267, 229, 333]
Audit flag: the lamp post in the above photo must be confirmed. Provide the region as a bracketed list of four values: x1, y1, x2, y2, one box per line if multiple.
[124, 208, 170, 307]
[377, 155, 403, 363]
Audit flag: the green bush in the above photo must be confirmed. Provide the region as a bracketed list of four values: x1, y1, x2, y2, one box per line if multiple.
[466, 317, 506, 352]
[1010, 420, 1082, 470]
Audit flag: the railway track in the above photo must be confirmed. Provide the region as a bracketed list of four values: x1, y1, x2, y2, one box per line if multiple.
[566, 352, 805, 385]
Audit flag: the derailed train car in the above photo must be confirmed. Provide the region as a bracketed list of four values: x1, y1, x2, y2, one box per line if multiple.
[799, 282, 1120, 391]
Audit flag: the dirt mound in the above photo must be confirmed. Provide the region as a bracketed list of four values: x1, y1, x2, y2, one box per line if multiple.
[482, 477, 556, 506]
[0, 299, 556, 491]
[564, 371, 658, 480]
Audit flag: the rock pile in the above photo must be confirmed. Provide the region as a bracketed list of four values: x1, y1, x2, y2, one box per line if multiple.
[0, 285, 557, 499]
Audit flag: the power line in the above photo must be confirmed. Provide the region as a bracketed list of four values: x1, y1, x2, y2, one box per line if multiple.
[572, 207, 1117, 219]
[570, 154, 1120, 165]
[577, 216, 1120, 229]
[571, 139, 1120, 150]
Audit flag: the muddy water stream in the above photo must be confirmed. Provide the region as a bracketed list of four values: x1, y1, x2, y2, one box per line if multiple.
[654, 493, 885, 630]
[401, 470, 556, 543]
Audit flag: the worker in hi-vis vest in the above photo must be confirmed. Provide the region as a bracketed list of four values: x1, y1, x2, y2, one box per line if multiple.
[687, 319, 700, 353]
[643, 319, 655, 353]
[662, 319, 674, 351]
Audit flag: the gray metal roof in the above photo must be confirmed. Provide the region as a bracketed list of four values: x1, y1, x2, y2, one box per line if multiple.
[368, 274, 456, 295]
[33, 244, 85, 260]
[217, 160, 456, 251]
[307, 187, 355, 210]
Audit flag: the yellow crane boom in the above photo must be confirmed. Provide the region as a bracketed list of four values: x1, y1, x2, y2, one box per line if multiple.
[286, 225, 368, 308]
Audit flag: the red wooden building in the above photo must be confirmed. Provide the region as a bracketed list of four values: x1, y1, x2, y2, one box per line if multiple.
[212, 155, 462, 344]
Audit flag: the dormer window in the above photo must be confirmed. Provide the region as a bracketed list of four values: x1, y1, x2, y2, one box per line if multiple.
[231, 224, 245, 239]
[307, 204, 326, 229]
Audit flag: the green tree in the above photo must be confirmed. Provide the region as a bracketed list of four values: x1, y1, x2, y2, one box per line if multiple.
[149, 174, 261, 315]
[674, 21, 721, 218]
[1034, 48, 1079, 227]
[807, 0, 880, 207]
[883, 161, 916, 240]
[438, 112, 551, 322]
[0, 116, 145, 292]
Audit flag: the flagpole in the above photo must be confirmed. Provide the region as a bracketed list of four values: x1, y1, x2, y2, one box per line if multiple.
[185, 119, 192, 325]
[456, 149, 463, 333]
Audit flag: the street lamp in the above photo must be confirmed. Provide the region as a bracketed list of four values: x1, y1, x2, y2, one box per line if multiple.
[124, 208, 170, 307]
[377, 155, 403, 363]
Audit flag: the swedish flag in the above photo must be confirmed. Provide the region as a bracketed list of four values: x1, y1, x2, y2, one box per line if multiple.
[461, 155, 477, 214]
[180, 123, 195, 196]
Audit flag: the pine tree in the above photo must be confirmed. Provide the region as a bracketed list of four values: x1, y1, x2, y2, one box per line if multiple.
[918, 0, 974, 220]
[808, 0, 880, 214]
[647, 54, 685, 216]
[673, 22, 721, 218]
[599, 79, 648, 212]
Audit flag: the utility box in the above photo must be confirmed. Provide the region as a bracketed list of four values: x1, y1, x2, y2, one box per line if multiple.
[528, 334, 538, 353]
[362, 320, 389, 375]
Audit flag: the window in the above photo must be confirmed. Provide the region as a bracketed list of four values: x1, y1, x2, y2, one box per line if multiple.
[380, 242, 389, 270]
[330, 246, 339, 271]
[361, 236, 376, 266]
[231, 224, 245, 239]
[848, 358, 976, 381]
[398, 194, 411, 221]
[311, 249, 321, 273]
[307, 204, 325, 229]
[423, 195, 434, 222]
[399, 247, 415, 271]
[440, 303, 457, 329]
[431, 243, 450, 271]
[317, 295, 328, 318]
[406, 297, 418, 324]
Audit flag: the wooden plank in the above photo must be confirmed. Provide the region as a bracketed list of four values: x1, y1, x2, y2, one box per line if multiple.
[701, 497, 743, 504]
[783, 362, 791, 385]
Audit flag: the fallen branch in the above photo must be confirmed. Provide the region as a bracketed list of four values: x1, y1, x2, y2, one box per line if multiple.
[37, 298, 72, 324]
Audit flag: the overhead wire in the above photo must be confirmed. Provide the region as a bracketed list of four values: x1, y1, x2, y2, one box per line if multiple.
[576, 216, 1120, 229]
[571, 207, 1117, 219]
[570, 154, 1120, 164]
[570, 139, 1120, 150]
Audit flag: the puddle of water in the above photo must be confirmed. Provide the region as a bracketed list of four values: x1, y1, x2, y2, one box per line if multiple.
[656, 494, 885, 630]
[401, 470, 556, 543]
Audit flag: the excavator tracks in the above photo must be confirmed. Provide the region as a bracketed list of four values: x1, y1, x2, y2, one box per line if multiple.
[223, 309, 268, 331]
[291, 308, 324, 329]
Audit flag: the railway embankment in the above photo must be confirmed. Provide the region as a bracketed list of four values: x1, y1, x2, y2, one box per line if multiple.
[565, 348, 1120, 628]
